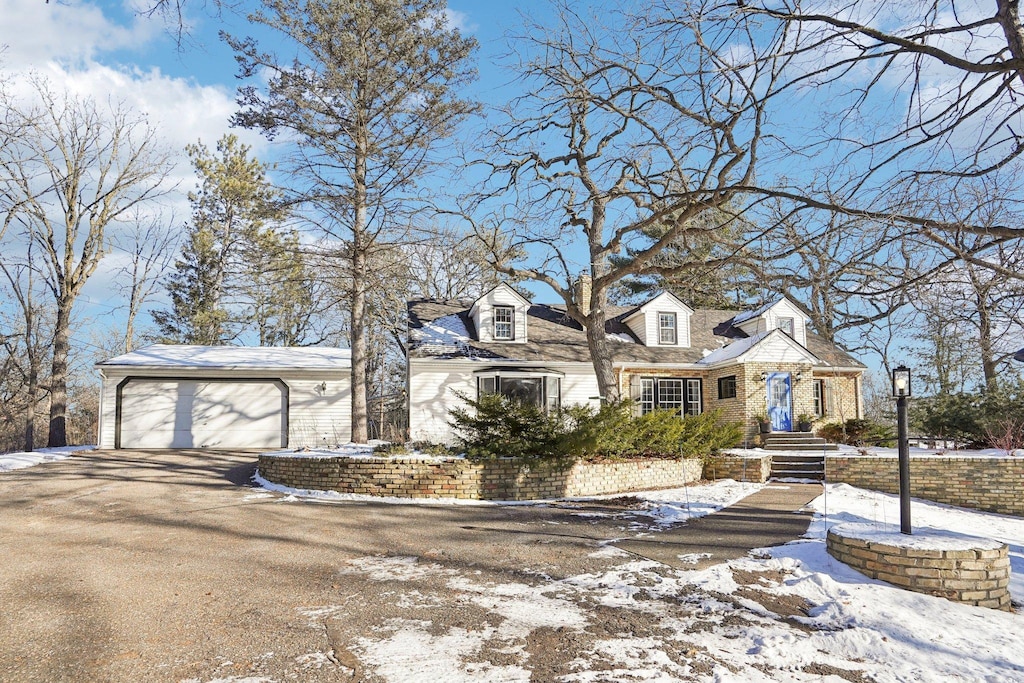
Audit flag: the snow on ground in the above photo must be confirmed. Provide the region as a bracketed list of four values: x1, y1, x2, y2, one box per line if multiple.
[305, 481, 1024, 682]
[0, 446, 92, 472]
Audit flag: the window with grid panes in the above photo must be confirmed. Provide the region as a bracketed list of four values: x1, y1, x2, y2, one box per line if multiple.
[493, 305, 514, 340]
[638, 378, 702, 416]
[658, 312, 677, 344]
[813, 379, 827, 417]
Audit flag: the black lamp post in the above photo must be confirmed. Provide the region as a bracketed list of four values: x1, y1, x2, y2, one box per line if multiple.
[892, 365, 912, 535]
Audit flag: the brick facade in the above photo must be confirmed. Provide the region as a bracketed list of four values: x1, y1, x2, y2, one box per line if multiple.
[258, 454, 704, 501]
[827, 525, 1011, 611]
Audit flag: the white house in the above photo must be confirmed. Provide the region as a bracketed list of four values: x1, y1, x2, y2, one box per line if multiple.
[96, 345, 352, 449]
[407, 284, 866, 444]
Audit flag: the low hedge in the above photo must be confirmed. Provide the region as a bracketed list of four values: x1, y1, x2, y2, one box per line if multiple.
[449, 394, 743, 462]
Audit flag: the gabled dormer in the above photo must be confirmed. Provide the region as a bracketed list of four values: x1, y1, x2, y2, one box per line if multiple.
[731, 297, 807, 346]
[621, 291, 693, 348]
[469, 283, 531, 343]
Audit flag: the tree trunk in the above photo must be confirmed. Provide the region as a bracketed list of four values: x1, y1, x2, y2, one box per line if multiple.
[47, 299, 71, 447]
[350, 244, 369, 443]
[350, 127, 369, 443]
[584, 286, 619, 403]
[977, 290, 997, 391]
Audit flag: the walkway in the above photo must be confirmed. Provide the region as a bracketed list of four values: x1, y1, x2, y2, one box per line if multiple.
[615, 482, 822, 569]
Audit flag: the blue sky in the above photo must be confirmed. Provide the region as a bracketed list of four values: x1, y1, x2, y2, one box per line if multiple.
[2, 0, 1002, 381]
[0, 0, 568, 344]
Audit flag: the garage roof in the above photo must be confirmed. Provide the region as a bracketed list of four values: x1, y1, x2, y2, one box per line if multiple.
[97, 344, 351, 370]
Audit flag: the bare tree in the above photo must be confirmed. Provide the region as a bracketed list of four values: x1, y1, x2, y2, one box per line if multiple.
[0, 75, 172, 446]
[468, 1, 789, 402]
[227, 0, 478, 441]
[114, 211, 179, 352]
[900, 175, 1024, 390]
[734, 1, 1024, 241]
[0, 237, 50, 451]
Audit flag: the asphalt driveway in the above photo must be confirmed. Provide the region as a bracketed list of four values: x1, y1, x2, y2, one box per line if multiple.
[0, 450, 819, 682]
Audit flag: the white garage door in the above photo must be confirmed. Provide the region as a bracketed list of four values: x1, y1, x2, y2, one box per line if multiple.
[118, 379, 287, 449]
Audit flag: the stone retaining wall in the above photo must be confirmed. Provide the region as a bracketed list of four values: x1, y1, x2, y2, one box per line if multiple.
[826, 455, 1024, 516]
[257, 453, 703, 501]
[703, 453, 771, 483]
[826, 524, 1011, 611]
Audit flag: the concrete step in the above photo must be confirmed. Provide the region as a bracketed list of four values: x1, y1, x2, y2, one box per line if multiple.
[770, 451, 825, 481]
[771, 454, 827, 464]
[770, 470, 825, 481]
[764, 442, 838, 451]
[764, 433, 827, 442]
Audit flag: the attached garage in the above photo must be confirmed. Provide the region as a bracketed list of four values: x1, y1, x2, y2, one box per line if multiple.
[96, 345, 352, 450]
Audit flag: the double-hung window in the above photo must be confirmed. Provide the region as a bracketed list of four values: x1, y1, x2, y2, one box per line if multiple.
[813, 379, 827, 417]
[636, 377, 702, 416]
[658, 312, 677, 345]
[717, 375, 737, 399]
[493, 306, 514, 340]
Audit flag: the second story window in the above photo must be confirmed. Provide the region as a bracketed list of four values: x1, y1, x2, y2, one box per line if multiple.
[659, 312, 677, 345]
[778, 317, 794, 336]
[493, 306, 514, 340]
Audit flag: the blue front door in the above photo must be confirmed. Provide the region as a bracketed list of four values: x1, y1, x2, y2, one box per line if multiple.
[767, 373, 792, 432]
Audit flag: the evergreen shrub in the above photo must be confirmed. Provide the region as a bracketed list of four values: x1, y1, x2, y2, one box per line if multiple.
[450, 394, 743, 462]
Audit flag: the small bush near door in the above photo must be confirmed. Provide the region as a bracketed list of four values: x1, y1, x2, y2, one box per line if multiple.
[819, 418, 895, 447]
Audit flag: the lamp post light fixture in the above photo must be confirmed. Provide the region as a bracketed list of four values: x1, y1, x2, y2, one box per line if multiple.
[892, 365, 912, 534]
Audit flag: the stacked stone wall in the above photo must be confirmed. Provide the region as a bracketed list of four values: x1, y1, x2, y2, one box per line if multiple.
[703, 453, 772, 482]
[257, 454, 703, 501]
[826, 455, 1024, 516]
[826, 526, 1011, 611]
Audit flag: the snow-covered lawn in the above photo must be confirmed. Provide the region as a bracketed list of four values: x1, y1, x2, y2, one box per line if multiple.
[275, 478, 1024, 682]
[0, 445, 92, 472]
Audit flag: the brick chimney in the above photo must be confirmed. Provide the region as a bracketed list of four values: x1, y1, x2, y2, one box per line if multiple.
[574, 273, 592, 315]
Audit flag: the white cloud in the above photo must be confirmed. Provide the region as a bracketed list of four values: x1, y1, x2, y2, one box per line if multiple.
[443, 8, 476, 34]
[0, 0, 155, 69]
[1, 0, 269, 163]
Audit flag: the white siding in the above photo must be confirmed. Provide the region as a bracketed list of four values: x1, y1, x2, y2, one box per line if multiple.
[624, 292, 692, 347]
[736, 298, 807, 346]
[408, 363, 476, 444]
[408, 360, 601, 445]
[97, 369, 351, 449]
[560, 365, 602, 406]
[284, 375, 352, 447]
[744, 334, 815, 364]
[763, 299, 807, 346]
[470, 284, 529, 343]
[625, 314, 648, 345]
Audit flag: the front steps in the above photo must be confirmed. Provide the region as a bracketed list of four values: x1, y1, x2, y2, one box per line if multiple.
[763, 432, 835, 481]
[770, 453, 826, 480]
[762, 432, 838, 452]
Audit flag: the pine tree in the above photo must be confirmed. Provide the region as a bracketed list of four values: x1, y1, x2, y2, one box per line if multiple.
[153, 134, 283, 344]
[243, 229, 316, 346]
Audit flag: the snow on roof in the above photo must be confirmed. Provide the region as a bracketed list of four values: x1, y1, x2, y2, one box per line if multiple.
[97, 344, 351, 370]
[410, 313, 472, 352]
[696, 331, 771, 365]
[729, 298, 783, 325]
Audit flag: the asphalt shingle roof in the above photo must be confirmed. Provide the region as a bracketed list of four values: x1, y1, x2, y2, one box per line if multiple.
[408, 299, 864, 368]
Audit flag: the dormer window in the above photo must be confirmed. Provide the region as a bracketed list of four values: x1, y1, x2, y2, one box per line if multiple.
[659, 313, 677, 345]
[778, 317, 794, 336]
[494, 306, 515, 340]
